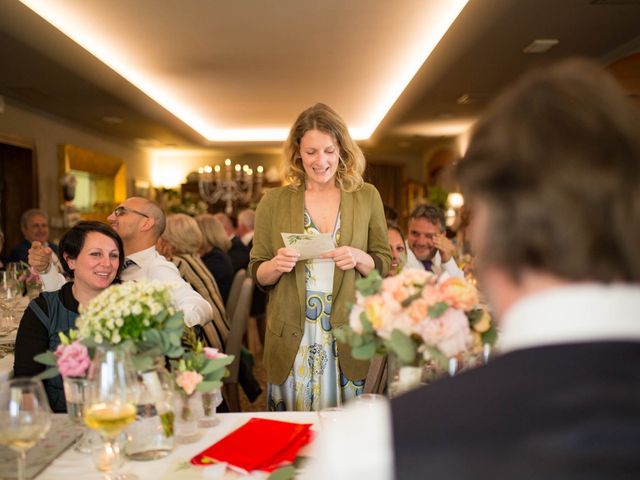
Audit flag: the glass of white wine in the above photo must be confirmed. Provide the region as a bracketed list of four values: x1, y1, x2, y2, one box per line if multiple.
[84, 346, 140, 480]
[0, 378, 52, 480]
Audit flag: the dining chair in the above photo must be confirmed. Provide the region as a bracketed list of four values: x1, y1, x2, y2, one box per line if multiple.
[225, 269, 246, 321]
[222, 276, 254, 412]
[363, 354, 388, 395]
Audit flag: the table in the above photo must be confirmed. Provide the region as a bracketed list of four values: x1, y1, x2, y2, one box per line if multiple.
[37, 411, 319, 479]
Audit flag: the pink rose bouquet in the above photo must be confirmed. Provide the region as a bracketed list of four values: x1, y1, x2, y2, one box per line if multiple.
[171, 338, 233, 396]
[176, 370, 203, 396]
[54, 340, 91, 378]
[336, 269, 497, 369]
[172, 337, 234, 421]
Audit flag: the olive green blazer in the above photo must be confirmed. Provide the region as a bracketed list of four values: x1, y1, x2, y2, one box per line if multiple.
[249, 183, 391, 384]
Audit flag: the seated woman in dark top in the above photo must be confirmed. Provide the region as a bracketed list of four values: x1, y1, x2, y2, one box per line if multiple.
[195, 213, 235, 303]
[13, 221, 124, 412]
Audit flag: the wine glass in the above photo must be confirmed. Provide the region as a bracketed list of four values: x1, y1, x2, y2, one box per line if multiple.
[0, 271, 23, 324]
[0, 378, 52, 480]
[84, 347, 140, 480]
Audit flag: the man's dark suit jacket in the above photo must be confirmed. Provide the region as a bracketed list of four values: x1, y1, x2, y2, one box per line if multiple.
[8, 239, 58, 264]
[228, 236, 249, 273]
[392, 342, 640, 480]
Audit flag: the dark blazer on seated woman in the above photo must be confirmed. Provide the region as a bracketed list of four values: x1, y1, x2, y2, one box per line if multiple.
[13, 282, 77, 413]
[201, 246, 235, 303]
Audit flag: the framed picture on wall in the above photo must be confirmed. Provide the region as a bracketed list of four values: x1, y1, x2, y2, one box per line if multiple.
[133, 178, 151, 198]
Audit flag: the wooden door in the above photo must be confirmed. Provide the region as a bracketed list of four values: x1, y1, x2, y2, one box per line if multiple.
[0, 142, 38, 257]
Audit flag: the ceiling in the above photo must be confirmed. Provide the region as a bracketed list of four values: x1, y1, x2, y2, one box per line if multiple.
[0, 0, 639, 156]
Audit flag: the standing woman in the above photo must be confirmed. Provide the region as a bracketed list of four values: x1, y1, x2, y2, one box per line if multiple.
[250, 103, 391, 411]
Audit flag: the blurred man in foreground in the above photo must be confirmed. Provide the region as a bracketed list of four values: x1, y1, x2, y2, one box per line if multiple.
[304, 59, 640, 479]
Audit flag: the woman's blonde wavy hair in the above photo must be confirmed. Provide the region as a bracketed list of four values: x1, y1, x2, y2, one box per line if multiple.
[283, 103, 365, 192]
[161, 213, 203, 255]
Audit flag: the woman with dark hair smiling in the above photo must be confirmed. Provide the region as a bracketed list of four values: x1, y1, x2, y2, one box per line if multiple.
[13, 221, 124, 412]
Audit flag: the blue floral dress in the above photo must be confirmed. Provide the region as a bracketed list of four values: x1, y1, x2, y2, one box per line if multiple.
[268, 209, 364, 411]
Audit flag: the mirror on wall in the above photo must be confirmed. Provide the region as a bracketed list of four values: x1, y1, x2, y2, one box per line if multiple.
[58, 144, 126, 225]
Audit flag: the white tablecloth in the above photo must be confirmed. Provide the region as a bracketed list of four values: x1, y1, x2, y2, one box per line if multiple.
[0, 353, 13, 382]
[37, 411, 319, 479]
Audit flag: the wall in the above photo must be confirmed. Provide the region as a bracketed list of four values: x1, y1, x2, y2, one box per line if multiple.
[0, 100, 151, 227]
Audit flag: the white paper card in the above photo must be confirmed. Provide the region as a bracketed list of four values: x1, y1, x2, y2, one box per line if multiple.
[281, 232, 336, 260]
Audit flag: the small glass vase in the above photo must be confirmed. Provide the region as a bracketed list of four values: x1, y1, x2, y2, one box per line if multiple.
[387, 355, 423, 398]
[173, 392, 200, 443]
[63, 376, 96, 454]
[125, 362, 175, 461]
[26, 284, 42, 300]
[197, 390, 221, 428]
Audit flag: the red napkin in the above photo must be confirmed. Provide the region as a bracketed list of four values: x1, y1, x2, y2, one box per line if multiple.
[190, 417, 314, 473]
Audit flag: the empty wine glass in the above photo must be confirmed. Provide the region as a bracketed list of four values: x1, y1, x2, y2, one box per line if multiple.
[0, 378, 52, 480]
[0, 271, 22, 324]
[84, 346, 140, 480]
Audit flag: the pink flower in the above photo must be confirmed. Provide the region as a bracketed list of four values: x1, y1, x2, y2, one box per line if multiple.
[176, 370, 203, 396]
[438, 277, 479, 311]
[417, 308, 472, 358]
[203, 347, 226, 360]
[54, 341, 91, 378]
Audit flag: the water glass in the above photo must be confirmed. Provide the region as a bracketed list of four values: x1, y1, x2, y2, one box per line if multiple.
[63, 376, 96, 453]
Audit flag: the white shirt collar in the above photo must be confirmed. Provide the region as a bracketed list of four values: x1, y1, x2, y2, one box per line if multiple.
[500, 283, 640, 353]
[241, 231, 254, 246]
[126, 245, 158, 264]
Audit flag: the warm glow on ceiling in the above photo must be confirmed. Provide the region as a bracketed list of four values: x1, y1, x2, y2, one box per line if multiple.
[395, 118, 476, 137]
[20, 0, 468, 142]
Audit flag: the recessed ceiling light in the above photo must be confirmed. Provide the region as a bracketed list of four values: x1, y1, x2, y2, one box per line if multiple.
[102, 115, 122, 124]
[523, 39, 559, 54]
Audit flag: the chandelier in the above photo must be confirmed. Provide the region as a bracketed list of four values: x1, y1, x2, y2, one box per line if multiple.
[198, 159, 264, 215]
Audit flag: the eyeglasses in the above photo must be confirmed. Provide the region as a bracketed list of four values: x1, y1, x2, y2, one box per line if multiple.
[113, 205, 149, 218]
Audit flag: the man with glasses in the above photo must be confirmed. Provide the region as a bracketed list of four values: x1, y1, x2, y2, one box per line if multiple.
[29, 197, 213, 328]
[405, 203, 464, 278]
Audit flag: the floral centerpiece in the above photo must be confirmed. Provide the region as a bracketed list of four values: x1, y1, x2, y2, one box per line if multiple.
[36, 281, 184, 375]
[335, 269, 497, 392]
[171, 331, 233, 426]
[17, 262, 42, 298]
[35, 281, 186, 454]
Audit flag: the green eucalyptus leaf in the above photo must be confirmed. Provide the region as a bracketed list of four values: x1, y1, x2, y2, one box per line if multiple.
[143, 329, 162, 345]
[33, 352, 57, 367]
[360, 315, 374, 335]
[168, 332, 181, 346]
[34, 367, 60, 380]
[355, 270, 382, 296]
[133, 355, 153, 372]
[196, 380, 221, 392]
[423, 345, 448, 370]
[481, 325, 498, 346]
[165, 314, 184, 330]
[428, 301, 449, 318]
[352, 341, 376, 360]
[467, 308, 483, 324]
[268, 465, 296, 480]
[389, 329, 417, 364]
[166, 345, 184, 358]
